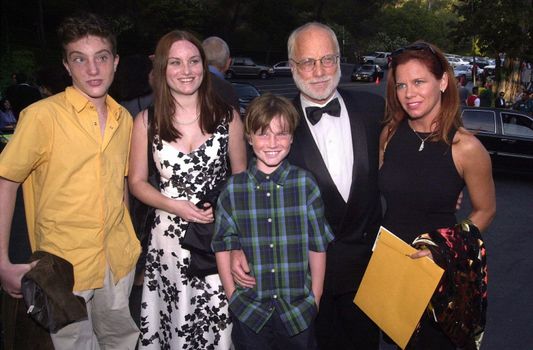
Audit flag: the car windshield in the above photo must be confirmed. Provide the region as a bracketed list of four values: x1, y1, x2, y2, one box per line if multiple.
[358, 65, 374, 72]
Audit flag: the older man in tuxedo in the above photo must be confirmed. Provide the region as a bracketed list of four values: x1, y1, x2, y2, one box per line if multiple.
[231, 22, 384, 349]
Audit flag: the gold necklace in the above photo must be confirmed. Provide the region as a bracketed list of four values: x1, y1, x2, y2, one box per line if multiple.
[411, 128, 434, 152]
[175, 113, 200, 125]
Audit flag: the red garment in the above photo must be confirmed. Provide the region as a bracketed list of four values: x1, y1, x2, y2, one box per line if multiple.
[466, 95, 479, 106]
[412, 222, 487, 350]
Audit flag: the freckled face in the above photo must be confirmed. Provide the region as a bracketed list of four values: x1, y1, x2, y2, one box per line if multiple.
[165, 40, 204, 98]
[249, 115, 293, 174]
[63, 35, 118, 104]
[395, 59, 448, 122]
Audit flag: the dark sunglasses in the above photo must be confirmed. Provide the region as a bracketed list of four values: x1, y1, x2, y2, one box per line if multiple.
[391, 42, 437, 57]
[391, 42, 444, 70]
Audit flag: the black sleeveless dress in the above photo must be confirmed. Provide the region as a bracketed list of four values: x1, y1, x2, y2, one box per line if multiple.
[379, 119, 465, 243]
[379, 119, 465, 349]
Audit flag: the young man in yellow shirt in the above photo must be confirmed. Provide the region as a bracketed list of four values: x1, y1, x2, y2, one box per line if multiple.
[0, 13, 140, 349]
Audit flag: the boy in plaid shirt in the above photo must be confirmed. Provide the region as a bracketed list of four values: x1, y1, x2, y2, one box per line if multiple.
[212, 93, 334, 349]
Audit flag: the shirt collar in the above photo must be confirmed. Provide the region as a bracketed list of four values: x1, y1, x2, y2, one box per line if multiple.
[209, 66, 225, 79]
[65, 86, 124, 121]
[248, 158, 290, 185]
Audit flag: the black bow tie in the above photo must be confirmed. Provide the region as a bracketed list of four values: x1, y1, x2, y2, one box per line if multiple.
[305, 98, 341, 125]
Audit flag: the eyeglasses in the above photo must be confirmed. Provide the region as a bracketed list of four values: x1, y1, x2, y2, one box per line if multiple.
[290, 54, 339, 72]
[391, 42, 437, 57]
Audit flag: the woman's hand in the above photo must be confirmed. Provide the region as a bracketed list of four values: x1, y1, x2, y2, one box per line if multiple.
[170, 200, 214, 223]
[410, 248, 433, 261]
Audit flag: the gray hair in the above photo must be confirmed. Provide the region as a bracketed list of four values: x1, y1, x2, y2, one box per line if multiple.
[202, 36, 230, 71]
[287, 22, 340, 60]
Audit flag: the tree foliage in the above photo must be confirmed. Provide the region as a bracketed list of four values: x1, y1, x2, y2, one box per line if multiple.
[452, 0, 532, 98]
[370, 1, 459, 52]
[1, 0, 530, 95]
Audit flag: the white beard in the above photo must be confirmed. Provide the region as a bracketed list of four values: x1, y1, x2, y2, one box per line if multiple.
[292, 65, 341, 103]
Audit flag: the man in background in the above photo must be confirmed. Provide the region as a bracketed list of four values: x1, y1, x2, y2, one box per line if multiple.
[495, 91, 506, 108]
[202, 36, 239, 111]
[4, 72, 42, 120]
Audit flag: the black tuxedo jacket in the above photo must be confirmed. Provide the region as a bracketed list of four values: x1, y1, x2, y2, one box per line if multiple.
[288, 89, 384, 294]
[495, 97, 506, 108]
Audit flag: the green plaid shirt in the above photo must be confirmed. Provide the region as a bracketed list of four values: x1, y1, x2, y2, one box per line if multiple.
[212, 159, 334, 336]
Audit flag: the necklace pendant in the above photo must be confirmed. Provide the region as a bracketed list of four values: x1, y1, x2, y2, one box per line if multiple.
[418, 141, 425, 152]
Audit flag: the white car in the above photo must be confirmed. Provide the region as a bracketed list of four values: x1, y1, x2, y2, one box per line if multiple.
[454, 65, 472, 79]
[373, 52, 391, 68]
[447, 56, 470, 68]
[272, 61, 292, 76]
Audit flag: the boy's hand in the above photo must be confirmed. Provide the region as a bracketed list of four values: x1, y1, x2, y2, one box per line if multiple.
[0, 260, 38, 298]
[230, 250, 256, 288]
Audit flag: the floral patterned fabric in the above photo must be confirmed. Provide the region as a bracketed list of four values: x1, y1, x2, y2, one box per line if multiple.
[412, 221, 488, 350]
[139, 120, 232, 350]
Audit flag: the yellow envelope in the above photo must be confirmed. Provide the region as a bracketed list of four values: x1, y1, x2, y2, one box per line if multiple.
[354, 226, 444, 349]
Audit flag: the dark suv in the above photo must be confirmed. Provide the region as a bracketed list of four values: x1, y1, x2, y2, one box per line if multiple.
[226, 57, 274, 79]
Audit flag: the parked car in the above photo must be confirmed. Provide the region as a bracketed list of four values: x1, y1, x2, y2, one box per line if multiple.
[482, 65, 495, 78]
[226, 57, 274, 79]
[453, 65, 472, 80]
[447, 56, 470, 68]
[272, 61, 292, 76]
[362, 52, 379, 64]
[469, 58, 490, 69]
[373, 52, 391, 68]
[461, 106, 533, 173]
[231, 82, 261, 117]
[363, 51, 390, 67]
[351, 64, 384, 82]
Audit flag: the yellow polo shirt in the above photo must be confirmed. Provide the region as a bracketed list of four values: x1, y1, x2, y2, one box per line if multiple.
[0, 87, 140, 291]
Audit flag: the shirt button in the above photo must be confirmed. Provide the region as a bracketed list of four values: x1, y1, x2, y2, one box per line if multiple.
[266, 175, 270, 180]
[256, 186, 260, 190]
[271, 268, 275, 273]
[266, 192, 271, 197]
[273, 294, 278, 299]
[270, 243, 274, 248]
[267, 218, 272, 223]
[276, 185, 280, 189]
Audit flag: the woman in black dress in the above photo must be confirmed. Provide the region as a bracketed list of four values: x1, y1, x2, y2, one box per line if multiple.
[379, 42, 496, 349]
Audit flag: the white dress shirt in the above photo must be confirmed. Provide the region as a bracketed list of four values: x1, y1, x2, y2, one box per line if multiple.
[300, 92, 354, 202]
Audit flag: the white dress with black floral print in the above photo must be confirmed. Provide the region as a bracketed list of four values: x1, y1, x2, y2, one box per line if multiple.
[139, 121, 232, 350]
